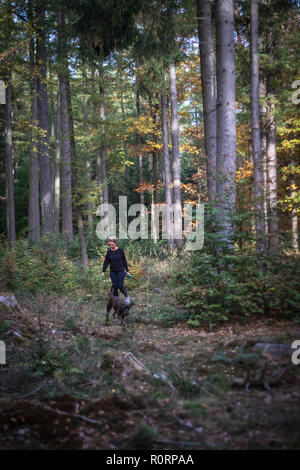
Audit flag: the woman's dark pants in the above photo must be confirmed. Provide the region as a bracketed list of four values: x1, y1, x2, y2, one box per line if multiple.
[110, 271, 127, 297]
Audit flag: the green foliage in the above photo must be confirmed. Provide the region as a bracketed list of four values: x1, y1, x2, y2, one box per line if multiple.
[168, 368, 201, 399]
[0, 319, 12, 335]
[129, 421, 157, 450]
[175, 250, 300, 328]
[0, 239, 98, 295]
[31, 343, 71, 377]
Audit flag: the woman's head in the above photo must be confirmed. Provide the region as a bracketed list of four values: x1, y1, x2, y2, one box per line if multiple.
[108, 237, 117, 248]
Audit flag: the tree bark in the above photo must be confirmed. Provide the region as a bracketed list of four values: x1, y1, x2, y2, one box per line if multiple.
[259, 73, 269, 241]
[215, 0, 237, 252]
[28, 24, 40, 243]
[36, 4, 54, 235]
[99, 64, 109, 235]
[196, 0, 217, 202]
[83, 87, 93, 230]
[265, 4, 280, 253]
[266, 89, 279, 252]
[54, 91, 61, 233]
[161, 89, 174, 248]
[150, 99, 158, 205]
[250, 0, 265, 252]
[289, 132, 298, 253]
[168, 61, 183, 249]
[58, 7, 73, 241]
[5, 80, 16, 248]
[136, 91, 144, 205]
[4, 0, 16, 248]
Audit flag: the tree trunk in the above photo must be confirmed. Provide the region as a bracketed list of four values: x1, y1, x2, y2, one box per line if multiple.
[99, 64, 109, 235]
[54, 91, 61, 233]
[168, 61, 183, 249]
[77, 213, 89, 266]
[161, 89, 174, 248]
[36, 4, 54, 235]
[4, 0, 15, 249]
[289, 132, 298, 253]
[83, 91, 93, 230]
[250, 0, 265, 252]
[5, 80, 16, 249]
[259, 73, 269, 241]
[196, 0, 217, 202]
[58, 7, 73, 241]
[265, 6, 280, 253]
[28, 27, 40, 243]
[215, 0, 237, 252]
[136, 91, 144, 205]
[266, 90, 279, 252]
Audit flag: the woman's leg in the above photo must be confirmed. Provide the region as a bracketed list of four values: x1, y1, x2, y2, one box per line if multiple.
[117, 272, 130, 301]
[110, 271, 119, 296]
[115, 272, 128, 297]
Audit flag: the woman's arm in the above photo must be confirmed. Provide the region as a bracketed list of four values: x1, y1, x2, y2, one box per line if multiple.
[121, 249, 129, 272]
[102, 250, 110, 273]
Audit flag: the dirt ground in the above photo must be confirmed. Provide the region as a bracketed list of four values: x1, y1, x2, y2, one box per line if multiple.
[0, 283, 300, 450]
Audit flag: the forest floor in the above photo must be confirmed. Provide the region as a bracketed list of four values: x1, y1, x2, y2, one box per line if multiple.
[0, 259, 300, 450]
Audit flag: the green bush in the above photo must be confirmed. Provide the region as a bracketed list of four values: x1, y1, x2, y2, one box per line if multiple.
[175, 250, 300, 327]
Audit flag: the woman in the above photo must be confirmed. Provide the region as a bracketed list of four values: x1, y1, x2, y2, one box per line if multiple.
[101, 237, 130, 301]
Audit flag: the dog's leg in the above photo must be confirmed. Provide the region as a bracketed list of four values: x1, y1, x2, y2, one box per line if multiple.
[106, 299, 112, 322]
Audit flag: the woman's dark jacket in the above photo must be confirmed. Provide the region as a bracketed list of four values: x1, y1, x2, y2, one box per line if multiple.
[102, 248, 128, 273]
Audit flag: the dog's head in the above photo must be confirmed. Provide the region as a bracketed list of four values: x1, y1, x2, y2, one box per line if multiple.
[123, 299, 132, 316]
[123, 306, 130, 316]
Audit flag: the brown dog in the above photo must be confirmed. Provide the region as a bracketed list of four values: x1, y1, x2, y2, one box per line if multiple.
[106, 294, 131, 325]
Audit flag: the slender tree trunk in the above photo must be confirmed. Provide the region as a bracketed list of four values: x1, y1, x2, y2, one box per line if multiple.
[5, 80, 16, 248]
[161, 89, 174, 248]
[77, 212, 89, 266]
[99, 64, 109, 234]
[289, 132, 298, 252]
[36, 4, 54, 235]
[136, 91, 144, 205]
[82, 66, 93, 229]
[250, 0, 265, 252]
[196, 0, 217, 202]
[28, 27, 40, 243]
[4, 0, 15, 248]
[83, 92, 93, 229]
[265, 6, 280, 253]
[150, 100, 158, 205]
[266, 89, 279, 252]
[215, 0, 236, 252]
[50, 85, 55, 197]
[54, 91, 61, 233]
[58, 7, 73, 241]
[259, 73, 269, 241]
[168, 61, 183, 249]
[100, 74, 108, 207]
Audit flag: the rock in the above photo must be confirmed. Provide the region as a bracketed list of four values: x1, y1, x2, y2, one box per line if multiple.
[0, 294, 20, 311]
[153, 373, 175, 390]
[253, 343, 292, 360]
[100, 350, 150, 378]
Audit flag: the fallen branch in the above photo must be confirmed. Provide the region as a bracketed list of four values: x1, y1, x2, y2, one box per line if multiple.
[40, 404, 102, 427]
